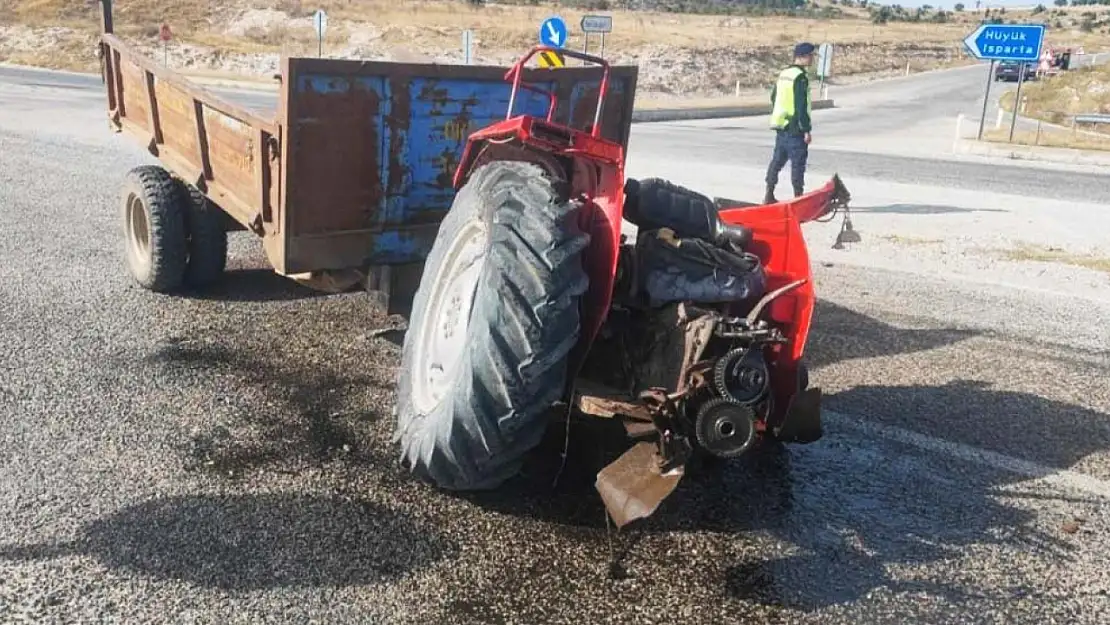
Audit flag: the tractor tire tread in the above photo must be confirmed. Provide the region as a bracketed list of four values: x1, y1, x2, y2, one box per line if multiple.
[395, 160, 590, 491]
[121, 165, 188, 293]
[175, 178, 228, 288]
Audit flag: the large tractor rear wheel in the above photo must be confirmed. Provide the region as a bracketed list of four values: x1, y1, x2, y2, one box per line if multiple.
[394, 160, 590, 490]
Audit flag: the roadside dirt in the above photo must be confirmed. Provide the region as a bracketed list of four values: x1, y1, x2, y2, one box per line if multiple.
[0, 2, 978, 100]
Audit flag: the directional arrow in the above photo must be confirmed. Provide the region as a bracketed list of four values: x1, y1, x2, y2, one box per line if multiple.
[546, 21, 562, 46]
[538, 16, 568, 49]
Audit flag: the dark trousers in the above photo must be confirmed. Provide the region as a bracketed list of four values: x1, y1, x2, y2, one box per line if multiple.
[765, 130, 808, 196]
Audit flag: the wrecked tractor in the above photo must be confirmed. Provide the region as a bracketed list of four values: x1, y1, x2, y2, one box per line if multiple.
[394, 46, 855, 527]
[92, 0, 852, 524]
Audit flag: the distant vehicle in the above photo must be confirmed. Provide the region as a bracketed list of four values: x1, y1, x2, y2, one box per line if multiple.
[1038, 47, 1072, 77]
[1050, 48, 1072, 71]
[994, 60, 1038, 82]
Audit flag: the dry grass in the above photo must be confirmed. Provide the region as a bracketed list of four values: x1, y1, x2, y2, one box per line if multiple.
[9, 0, 1106, 50]
[999, 64, 1110, 126]
[981, 127, 1110, 152]
[1001, 243, 1110, 275]
[879, 234, 943, 246]
[7, 0, 976, 49]
[4, 1, 1105, 96]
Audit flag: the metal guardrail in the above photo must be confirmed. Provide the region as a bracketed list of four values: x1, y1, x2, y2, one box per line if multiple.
[1075, 114, 1110, 125]
[1070, 52, 1110, 69]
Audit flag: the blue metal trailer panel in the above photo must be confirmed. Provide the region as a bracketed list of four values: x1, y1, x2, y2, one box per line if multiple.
[277, 58, 638, 275]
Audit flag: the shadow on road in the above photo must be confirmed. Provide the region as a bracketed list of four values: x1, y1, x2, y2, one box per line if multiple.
[827, 378, 1110, 488]
[148, 340, 387, 478]
[453, 299, 1101, 611]
[460, 298, 983, 529]
[803, 299, 980, 370]
[682, 376, 1099, 611]
[71, 285, 1101, 613]
[855, 203, 1007, 215]
[179, 268, 333, 303]
[0, 494, 456, 590]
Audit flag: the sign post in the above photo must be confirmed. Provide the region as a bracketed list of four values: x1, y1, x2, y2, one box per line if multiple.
[313, 9, 328, 57]
[1008, 63, 1027, 142]
[537, 16, 567, 69]
[961, 23, 1046, 142]
[580, 14, 613, 60]
[159, 22, 171, 66]
[462, 29, 473, 65]
[976, 59, 995, 140]
[816, 42, 833, 100]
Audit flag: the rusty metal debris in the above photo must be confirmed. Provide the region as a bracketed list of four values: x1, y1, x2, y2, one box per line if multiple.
[595, 442, 684, 529]
[573, 382, 653, 422]
[577, 304, 732, 527]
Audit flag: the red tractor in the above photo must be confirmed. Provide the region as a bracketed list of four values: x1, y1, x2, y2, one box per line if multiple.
[394, 46, 854, 526]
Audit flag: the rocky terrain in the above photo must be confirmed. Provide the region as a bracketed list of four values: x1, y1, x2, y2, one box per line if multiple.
[0, 1, 1104, 100]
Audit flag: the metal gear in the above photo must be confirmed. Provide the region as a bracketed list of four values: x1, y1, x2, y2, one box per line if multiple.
[694, 397, 757, 458]
[713, 347, 770, 405]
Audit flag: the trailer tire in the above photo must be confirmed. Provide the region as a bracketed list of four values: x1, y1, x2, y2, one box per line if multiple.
[176, 179, 228, 288]
[121, 165, 188, 293]
[394, 160, 590, 491]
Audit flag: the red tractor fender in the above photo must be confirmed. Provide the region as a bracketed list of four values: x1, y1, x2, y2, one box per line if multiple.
[716, 176, 847, 425]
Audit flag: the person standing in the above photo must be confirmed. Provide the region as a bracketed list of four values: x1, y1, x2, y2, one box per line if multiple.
[764, 42, 815, 204]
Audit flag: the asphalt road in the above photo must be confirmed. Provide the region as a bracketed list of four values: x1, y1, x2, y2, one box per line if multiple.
[1, 62, 1109, 624]
[629, 63, 1110, 205]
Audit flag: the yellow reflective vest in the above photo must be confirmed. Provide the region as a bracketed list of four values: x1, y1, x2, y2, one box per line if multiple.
[769, 66, 812, 133]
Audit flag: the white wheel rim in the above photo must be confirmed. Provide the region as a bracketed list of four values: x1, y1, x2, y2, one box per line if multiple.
[126, 193, 151, 262]
[411, 220, 487, 414]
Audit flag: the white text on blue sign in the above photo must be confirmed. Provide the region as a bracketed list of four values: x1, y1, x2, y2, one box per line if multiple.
[982, 30, 1029, 43]
[983, 45, 1035, 56]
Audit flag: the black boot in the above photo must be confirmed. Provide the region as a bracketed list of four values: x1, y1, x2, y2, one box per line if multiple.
[762, 185, 777, 205]
[793, 186, 805, 198]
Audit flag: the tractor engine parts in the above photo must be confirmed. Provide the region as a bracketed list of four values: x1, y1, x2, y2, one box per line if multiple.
[636, 228, 767, 307]
[591, 177, 804, 466]
[693, 398, 757, 458]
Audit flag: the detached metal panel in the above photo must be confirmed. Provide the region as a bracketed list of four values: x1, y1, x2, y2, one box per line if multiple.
[278, 58, 638, 275]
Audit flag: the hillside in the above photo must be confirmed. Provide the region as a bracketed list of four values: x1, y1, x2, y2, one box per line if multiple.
[1, 0, 1107, 100]
[1003, 62, 1110, 124]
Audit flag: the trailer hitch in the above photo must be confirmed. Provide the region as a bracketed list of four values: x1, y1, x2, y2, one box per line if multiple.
[833, 205, 861, 249]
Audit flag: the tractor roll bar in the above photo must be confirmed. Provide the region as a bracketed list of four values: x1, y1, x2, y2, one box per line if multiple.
[504, 45, 612, 139]
[516, 83, 558, 123]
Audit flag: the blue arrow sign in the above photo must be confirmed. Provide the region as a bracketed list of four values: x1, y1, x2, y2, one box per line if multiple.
[539, 16, 568, 48]
[962, 23, 1045, 62]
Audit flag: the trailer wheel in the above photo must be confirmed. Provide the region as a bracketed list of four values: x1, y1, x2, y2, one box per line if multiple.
[176, 179, 227, 287]
[121, 165, 188, 293]
[394, 160, 590, 491]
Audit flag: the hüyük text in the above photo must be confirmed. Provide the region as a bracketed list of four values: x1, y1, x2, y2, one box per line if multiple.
[983, 30, 1028, 42]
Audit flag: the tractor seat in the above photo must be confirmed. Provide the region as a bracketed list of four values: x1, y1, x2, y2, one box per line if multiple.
[624, 178, 753, 251]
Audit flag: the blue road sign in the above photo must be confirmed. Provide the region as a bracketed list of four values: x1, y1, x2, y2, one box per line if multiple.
[962, 23, 1045, 62]
[539, 16, 568, 49]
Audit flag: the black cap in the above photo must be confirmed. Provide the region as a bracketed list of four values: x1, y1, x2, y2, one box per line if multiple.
[794, 42, 816, 57]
